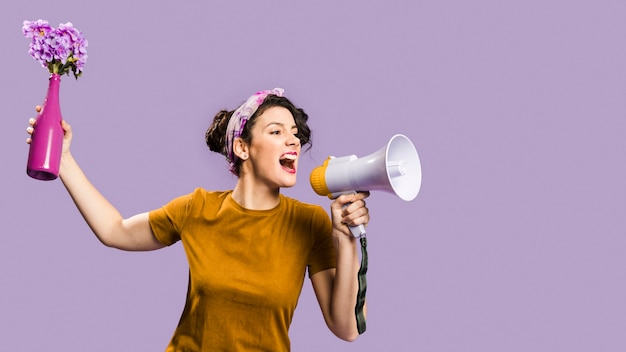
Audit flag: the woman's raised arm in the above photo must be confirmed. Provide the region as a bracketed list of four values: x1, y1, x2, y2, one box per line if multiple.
[27, 108, 164, 251]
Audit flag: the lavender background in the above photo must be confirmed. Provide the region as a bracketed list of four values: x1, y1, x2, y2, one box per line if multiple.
[2, 1, 625, 351]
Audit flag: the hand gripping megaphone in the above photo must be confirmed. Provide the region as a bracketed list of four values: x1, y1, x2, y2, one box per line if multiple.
[309, 134, 422, 238]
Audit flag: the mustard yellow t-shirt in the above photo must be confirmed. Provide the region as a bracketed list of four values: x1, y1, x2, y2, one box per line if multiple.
[149, 188, 336, 352]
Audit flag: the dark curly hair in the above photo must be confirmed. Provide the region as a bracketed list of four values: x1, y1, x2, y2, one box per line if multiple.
[205, 94, 312, 176]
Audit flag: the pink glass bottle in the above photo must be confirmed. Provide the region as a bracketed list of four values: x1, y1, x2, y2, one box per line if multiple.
[26, 73, 64, 181]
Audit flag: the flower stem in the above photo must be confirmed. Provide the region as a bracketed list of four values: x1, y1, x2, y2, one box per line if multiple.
[48, 62, 59, 75]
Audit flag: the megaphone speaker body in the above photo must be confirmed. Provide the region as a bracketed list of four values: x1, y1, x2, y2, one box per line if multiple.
[310, 134, 422, 200]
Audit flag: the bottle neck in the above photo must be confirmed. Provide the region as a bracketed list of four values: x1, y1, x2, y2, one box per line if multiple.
[44, 73, 62, 109]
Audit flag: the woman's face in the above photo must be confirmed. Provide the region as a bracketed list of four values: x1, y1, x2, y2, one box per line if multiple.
[246, 106, 301, 188]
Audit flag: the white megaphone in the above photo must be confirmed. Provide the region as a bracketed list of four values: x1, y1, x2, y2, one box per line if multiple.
[309, 134, 422, 238]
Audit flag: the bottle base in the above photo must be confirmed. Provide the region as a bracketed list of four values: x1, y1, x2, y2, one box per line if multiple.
[27, 169, 59, 181]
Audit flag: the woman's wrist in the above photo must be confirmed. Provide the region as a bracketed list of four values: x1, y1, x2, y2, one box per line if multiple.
[58, 151, 75, 179]
[333, 228, 358, 251]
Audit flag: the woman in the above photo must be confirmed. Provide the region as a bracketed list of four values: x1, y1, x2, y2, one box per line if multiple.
[26, 88, 370, 351]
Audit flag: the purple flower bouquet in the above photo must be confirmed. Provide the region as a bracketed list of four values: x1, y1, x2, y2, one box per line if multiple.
[23, 19, 88, 78]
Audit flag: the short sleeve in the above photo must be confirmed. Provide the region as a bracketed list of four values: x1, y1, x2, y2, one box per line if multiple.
[149, 192, 194, 246]
[307, 205, 336, 277]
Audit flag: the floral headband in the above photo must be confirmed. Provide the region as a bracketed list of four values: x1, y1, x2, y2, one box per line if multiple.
[225, 87, 285, 174]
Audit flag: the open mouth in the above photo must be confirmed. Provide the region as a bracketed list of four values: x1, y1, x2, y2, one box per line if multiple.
[279, 152, 297, 172]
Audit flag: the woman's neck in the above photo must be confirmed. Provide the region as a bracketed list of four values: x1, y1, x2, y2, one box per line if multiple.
[231, 177, 281, 210]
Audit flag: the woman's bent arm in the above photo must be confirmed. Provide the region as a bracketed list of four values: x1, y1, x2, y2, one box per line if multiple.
[311, 192, 370, 341]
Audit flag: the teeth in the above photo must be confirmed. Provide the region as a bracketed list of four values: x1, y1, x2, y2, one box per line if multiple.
[281, 154, 297, 161]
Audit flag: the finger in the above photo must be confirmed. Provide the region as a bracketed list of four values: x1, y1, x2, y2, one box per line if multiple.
[343, 204, 369, 224]
[35, 105, 42, 112]
[61, 119, 72, 134]
[355, 208, 370, 227]
[337, 193, 360, 207]
[26, 126, 34, 135]
[349, 191, 370, 204]
[342, 199, 366, 215]
[344, 212, 369, 228]
[26, 137, 32, 144]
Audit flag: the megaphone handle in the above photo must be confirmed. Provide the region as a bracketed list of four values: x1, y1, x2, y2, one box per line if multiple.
[340, 197, 366, 238]
[349, 224, 366, 238]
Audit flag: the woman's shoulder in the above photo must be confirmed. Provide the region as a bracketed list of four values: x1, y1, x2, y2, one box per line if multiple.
[186, 188, 232, 205]
[161, 188, 231, 209]
[191, 187, 231, 197]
